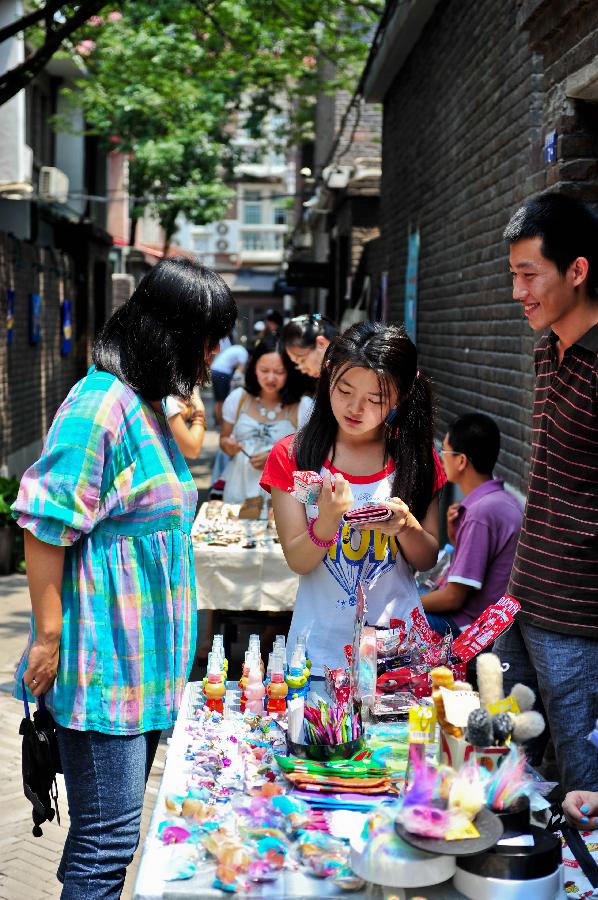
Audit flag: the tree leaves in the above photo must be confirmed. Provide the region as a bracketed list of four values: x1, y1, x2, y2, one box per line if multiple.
[11, 0, 382, 243]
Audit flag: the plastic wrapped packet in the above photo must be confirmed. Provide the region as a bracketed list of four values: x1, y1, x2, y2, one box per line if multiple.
[290, 470, 328, 505]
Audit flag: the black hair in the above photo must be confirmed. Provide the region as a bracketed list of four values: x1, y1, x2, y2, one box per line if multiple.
[244, 335, 313, 405]
[282, 313, 339, 350]
[447, 413, 500, 476]
[93, 258, 237, 401]
[504, 191, 598, 298]
[295, 321, 438, 522]
[265, 309, 283, 327]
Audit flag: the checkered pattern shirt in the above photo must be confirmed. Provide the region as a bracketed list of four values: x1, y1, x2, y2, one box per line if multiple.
[13, 368, 198, 734]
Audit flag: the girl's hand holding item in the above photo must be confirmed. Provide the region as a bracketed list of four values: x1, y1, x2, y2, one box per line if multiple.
[221, 435, 245, 457]
[189, 393, 206, 425]
[250, 450, 270, 470]
[316, 474, 354, 532]
[381, 497, 422, 537]
[563, 791, 598, 829]
[381, 494, 440, 571]
[24, 636, 59, 697]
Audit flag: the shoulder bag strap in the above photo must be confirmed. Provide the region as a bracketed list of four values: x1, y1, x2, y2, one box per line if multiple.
[233, 390, 248, 427]
[562, 822, 598, 888]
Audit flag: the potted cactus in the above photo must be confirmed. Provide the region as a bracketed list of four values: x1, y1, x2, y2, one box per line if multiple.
[0, 476, 19, 575]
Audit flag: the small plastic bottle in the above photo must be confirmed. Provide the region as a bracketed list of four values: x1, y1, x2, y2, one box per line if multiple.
[248, 635, 265, 676]
[212, 635, 228, 675]
[239, 650, 252, 713]
[245, 663, 266, 715]
[286, 646, 308, 698]
[267, 652, 288, 714]
[205, 656, 226, 714]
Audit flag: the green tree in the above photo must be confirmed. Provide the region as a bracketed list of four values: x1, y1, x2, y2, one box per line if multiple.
[8, 1, 382, 241]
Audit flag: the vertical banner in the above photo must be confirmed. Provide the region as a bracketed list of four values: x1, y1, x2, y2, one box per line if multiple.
[29, 292, 42, 345]
[404, 230, 420, 343]
[6, 289, 15, 346]
[61, 299, 72, 356]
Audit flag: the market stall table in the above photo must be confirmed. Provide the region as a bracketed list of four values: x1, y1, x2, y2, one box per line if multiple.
[192, 503, 299, 613]
[133, 683, 467, 900]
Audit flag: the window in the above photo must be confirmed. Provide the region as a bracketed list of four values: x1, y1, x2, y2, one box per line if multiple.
[243, 189, 263, 225]
[273, 206, 288, 226]
[242, 231, 262, 251]
[244, 203, 262, 225]
[241, 231, 284, 251]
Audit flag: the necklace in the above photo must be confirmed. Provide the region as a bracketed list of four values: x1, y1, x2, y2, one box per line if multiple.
[257, 398, 282, 421]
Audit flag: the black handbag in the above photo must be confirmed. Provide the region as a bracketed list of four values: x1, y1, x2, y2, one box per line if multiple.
[19, 680, 62, 837]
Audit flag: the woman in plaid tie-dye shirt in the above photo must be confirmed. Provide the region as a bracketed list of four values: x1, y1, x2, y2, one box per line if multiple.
[13, 258, 237, 898]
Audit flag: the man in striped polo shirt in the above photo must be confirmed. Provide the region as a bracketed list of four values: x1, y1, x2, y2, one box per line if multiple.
[494, 192, 598, 795]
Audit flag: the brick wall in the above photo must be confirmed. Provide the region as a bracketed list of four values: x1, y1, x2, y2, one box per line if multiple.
[334, 93, 383, 168]
[522, 0, 598, 200]
[379, 0, 544, 493]
[0, 233, 81, 475]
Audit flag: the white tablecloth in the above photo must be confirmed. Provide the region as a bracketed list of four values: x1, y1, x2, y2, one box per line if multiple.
[192, 508, 299, 612]
[133, 684, 467, 900]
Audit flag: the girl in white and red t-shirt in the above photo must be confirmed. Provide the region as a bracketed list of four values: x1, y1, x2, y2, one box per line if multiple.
[260, 321, 446, 674]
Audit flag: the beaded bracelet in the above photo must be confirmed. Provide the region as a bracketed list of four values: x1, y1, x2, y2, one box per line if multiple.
[307, 517, 339, 549]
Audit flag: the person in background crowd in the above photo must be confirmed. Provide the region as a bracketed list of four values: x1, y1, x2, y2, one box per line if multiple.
[210, 338, 249, 426]
[219, 336, 312, 504]
[264, 308, 283, 336]
[282, 313, 339, 379]
[494, 191, 598, 795]
[12, 258, 236, 897]
[261, 322, 446, 674]
[422, 413, 523, 637]
[164, 388, 206, 459]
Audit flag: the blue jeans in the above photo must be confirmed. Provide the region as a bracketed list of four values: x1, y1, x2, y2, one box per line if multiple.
[494, 620, 598, 794]
[425, 611, 461, 640]
[55, 725, 161, 899]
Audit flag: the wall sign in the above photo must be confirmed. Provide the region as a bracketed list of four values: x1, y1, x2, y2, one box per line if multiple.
[29, 293, 41, 345]
[61, 299, 72, 356]
[544, 130, 557, 165]
[6, 289, 15, 346]
[404, 231, 420, 343]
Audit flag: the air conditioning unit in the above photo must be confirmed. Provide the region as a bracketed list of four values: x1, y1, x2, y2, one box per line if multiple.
[352, 156, 382, 180]
[322, 165, 352, 189]
[216, 223, 229, 235]
[39, 166, 69, 204]
[216, 239, 229, 252]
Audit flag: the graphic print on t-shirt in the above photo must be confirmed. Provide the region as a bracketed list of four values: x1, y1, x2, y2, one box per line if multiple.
[323, 524, 400, 608]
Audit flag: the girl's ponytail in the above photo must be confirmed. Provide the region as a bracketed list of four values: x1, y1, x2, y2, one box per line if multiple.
[388, 370, 437, 522]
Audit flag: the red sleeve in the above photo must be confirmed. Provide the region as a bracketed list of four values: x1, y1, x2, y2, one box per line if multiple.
[260, 434, 298, 494]
[432, 448, 447, 494]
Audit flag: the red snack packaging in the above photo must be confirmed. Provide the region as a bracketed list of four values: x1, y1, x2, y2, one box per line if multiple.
[451, 594, 521, 663]
[324, 665, 353, 706]
[410, 607, 443, 646]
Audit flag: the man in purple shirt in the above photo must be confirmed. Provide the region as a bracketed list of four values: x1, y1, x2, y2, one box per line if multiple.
[423, 413, 523, 637]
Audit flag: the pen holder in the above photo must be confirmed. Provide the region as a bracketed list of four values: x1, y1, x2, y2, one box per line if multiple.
[285, 735, 365, 762]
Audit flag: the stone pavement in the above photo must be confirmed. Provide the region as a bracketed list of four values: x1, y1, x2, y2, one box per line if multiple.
[0, 401, 219, 899]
